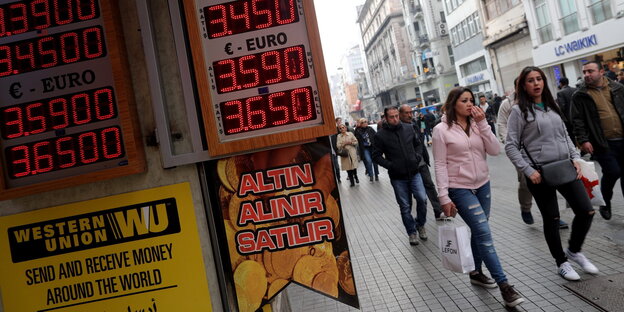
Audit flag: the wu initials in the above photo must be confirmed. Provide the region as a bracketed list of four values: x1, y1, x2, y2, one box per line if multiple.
[113, 204, 169, 238]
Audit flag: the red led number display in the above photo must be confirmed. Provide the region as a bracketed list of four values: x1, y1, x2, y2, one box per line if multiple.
[214, 45, 308, 94]
[0, 26, 106, 77]
[205, 0, 298, 39]
[220, 86, 315, 135]
[1, 87, 117, 139]
[0, 0, 99, 38]
[5, 126, 125, 179]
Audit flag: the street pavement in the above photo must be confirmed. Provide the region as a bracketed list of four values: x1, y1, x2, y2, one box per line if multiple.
[288, 144, 624, 311]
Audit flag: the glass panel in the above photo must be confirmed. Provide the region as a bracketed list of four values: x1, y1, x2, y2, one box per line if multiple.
[561, 13, 579, 34]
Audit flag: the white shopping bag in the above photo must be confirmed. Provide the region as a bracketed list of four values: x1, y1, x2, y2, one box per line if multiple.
[577, 159, 606, 206]
[438, 222, 475, 274]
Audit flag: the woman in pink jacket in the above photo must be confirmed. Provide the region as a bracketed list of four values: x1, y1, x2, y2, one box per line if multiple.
[432, 87, 524, 308]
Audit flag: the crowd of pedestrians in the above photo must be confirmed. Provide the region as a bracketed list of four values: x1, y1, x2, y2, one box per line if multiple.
[329, 61, 623, 308]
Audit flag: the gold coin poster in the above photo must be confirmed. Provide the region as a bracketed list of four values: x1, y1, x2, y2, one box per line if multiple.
[209, 139, 359, 311]
[0, 183, 212, 312]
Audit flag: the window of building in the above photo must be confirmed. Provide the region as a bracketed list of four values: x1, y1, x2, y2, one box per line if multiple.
[460, 56, 487, 77]
[484, 0, 521, 20]
[440, 11, 446, 23]
[535, 0, 553, 43]
[451, 27, 458, 45]
[588, 0, 612, 25]
[447, 45, 455, 65]
[559, 0, 579, 35]
[467, 15, 476, 35]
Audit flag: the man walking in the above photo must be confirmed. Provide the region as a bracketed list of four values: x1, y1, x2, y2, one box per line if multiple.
[373, 107, 428, 245]
[571, 61, 624, 220]
[556, 77, 577, 143]
[398, 104, 447, 221]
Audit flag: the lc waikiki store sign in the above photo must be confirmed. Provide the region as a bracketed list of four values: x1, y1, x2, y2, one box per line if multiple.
[0, 183, 212, 311]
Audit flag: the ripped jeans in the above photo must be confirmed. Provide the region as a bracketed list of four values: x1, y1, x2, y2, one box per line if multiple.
[448, 181, 507, 284]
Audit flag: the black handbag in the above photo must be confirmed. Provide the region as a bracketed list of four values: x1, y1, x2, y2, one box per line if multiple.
[522, 145, 577, 187]
[336, 148, 349, 157]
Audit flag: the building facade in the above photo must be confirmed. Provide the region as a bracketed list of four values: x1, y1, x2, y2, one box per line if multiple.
[404, 0, 458, 106]
[357, 0, 420, 110]
[445, 0, 498, 99]
[480, 0, 534, 95]
[524, 0, 624, 91]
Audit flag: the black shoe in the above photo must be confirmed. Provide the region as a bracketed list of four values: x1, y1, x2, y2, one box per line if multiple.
[370, 176, 374, 182]
[354, 176, 359, 183]
[599, 205, 612, 220]
[521, 211, 534, 225]
[349, 181, 355, 187]
[375, 175, 379, 181]
[499, 283, 524, 308]
[469, 272, 497, 289]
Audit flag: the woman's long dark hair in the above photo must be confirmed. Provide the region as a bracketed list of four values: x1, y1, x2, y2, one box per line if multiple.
[442, 86, 475, 130]
[515, 66, 562, 122]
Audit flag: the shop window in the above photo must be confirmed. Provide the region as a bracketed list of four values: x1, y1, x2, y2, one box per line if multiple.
[588, 0, 612, 25]
[559, 0, 579, 35]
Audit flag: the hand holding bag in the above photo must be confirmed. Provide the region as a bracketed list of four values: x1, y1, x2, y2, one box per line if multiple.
[438, 221, 475, 273]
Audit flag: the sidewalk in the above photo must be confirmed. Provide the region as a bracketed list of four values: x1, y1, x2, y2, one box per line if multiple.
[288, 149, 624, 311]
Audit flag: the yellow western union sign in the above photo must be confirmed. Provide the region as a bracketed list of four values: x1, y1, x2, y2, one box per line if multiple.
[0, 183, 212, 312]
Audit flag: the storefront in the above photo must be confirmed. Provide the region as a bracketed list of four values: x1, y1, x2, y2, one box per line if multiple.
[529, 13, 624, 91]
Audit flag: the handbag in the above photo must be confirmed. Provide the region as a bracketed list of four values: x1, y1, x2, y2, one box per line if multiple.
[521, 145, 577, 187]
[336, 148, 349, 157]
[438, 221, 475, 273]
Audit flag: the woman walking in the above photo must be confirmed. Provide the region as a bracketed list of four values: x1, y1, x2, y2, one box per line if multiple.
[505, 66, 598, 281]
[336, 124, 359, 187]
[433, 87, 524, 308]
[354, 118, 379, 181]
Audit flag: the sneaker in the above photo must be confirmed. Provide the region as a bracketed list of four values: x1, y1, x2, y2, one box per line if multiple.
[417, 226, 428, 241]
[599, 205, 612, 220]
[559, 219, 569, 229]
[558, 261, 581, 281]
[469, 272, 497, 289]
[409, 233, 419, 246]
[565, 249, 599, 274]
[499, 283, 524, 308]
[521, 211, 534, 224]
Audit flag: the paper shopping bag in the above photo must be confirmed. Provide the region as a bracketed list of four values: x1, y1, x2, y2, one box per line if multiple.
[578, 159, 606, 206]
[438, 223, 475, 273]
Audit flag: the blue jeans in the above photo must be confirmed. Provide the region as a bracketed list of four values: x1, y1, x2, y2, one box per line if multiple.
[362, 147, 379, 177]
[593, 139, 624, 208]
[448, 182, 507, 284]
[390, 173, 427, 235]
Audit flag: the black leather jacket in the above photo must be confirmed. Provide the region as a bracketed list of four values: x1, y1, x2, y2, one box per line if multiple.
[372, 121, 423, 180]
[571, 80, 624, 151]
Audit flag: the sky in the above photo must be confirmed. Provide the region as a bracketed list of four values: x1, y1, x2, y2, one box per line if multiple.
[313, 0, 365, 76]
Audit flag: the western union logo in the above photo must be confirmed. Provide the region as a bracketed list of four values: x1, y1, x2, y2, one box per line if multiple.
[8, 198, 181, 263]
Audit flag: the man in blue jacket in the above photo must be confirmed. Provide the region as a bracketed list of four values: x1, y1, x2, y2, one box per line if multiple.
[372, 107, 428, 245]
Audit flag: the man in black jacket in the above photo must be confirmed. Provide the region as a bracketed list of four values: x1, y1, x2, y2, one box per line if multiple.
[556, 77, 577, 143]
[373, 107, 428, 245]
[571, 61, 624, 220]
[399, 104, 446, 221]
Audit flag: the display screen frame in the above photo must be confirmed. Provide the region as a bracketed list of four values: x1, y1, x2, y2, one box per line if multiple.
[0, 0, 145, 200]
[183, 0, 334, 157]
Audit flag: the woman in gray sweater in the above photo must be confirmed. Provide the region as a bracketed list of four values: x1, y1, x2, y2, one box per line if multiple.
[505, 66, 598, 281]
